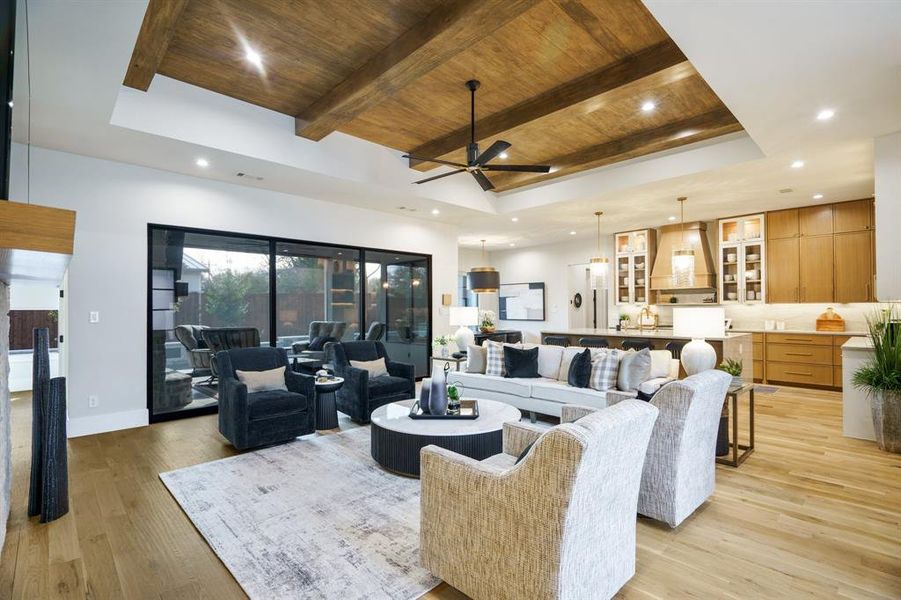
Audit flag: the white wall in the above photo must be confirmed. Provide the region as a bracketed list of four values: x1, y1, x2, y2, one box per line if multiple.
[875, 130, 901, 301]
[16, 146, 460, 436]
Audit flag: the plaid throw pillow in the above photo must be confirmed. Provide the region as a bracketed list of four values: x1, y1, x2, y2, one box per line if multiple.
[485, 340, 506, 376]
[590, 349, 623, 391]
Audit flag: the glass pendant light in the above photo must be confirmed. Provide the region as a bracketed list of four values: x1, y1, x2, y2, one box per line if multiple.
[468, 239, 500, 293]
[671, 196, 695, 288]
[589, 211, 609, 290]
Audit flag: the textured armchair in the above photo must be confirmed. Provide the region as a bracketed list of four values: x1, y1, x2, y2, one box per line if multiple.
[602, 369, 731, 527]
[174, 325, 212, 380]
[420, 400, 659, 600]
[292, 321, 348, 360]
[202, 327, 261, 379]
[216, 347, 314, 450]
[328, 341, 414, 423]
[354, 321, 385, 341]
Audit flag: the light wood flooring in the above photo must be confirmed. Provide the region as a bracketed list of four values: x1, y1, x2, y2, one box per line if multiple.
[1, 386, 899, 599]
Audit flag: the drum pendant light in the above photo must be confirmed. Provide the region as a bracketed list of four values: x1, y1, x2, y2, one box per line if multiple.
[468, 239, 500, 293]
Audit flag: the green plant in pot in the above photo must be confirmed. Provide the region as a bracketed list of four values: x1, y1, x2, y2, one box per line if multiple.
[479, 310, 497, 333]
[433, 335, 451, 358]
[718, 358, 744, 386]
[852, 306, 901, 454]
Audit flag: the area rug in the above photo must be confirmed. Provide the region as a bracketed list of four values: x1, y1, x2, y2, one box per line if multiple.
[160, 427, 438, 600]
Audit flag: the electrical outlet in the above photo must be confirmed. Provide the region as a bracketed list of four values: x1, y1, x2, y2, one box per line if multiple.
[89, 311, 100, 323]
[88, 395, 99, 408]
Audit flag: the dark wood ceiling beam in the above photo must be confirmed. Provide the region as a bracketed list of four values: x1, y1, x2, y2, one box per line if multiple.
[408, 40, 690, 170]
[491, 108, 743, 192]
[294, 0, 540, 141]
[122, 0, 189, 91]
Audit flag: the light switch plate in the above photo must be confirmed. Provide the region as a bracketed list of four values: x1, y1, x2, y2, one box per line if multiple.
[89, 311, 100, 323]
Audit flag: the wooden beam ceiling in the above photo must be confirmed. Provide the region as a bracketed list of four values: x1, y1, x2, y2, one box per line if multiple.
[294, 0, 541, 141]
[489, 107, 743, 192]
[123, 0, 189, 91]
[407, 40, 690, 169]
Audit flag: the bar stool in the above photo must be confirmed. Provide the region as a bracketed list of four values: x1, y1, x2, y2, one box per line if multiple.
[665, 340, 687, 359]
[622, 339, 654, 351]
[544, 336, 569, 347]
[579, 337, 609, 348]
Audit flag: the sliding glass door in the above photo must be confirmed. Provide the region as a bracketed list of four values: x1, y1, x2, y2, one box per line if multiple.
[148, 225, 431, 422]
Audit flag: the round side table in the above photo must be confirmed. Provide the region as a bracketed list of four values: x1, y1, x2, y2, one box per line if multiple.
[314, 377, 344, 430]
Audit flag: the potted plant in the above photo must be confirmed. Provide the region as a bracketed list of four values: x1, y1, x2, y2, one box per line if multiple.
[718, 358, 744, 386]
[433, 335, 452, 358]
[617, 313, 629, 331]
[852, 306, 901, 454]
[479, 310, 497, 333]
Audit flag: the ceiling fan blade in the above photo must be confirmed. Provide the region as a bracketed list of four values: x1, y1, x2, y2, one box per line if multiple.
[403, 154, 468, 168]
[471, 169, 495, 191]
[475, 140, 512, 166]
[414, 168, 466, 184]
[483, 164, 552, 173]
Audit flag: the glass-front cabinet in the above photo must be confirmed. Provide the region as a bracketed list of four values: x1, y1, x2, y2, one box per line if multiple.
[614, 229, 656, 305]
[718, 214, 765, 304]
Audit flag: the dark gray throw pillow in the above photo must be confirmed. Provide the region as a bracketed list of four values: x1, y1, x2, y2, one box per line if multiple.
[567, 348, 592, 388]
[504, 346, 540, 378]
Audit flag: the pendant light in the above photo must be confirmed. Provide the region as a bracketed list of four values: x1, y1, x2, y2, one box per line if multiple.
[671, 196, 695, 288]
[468, 239, 500, 293]
[589, 211, 609, 290]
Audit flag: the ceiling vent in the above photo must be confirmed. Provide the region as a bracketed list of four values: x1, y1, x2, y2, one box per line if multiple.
[236, 172, 264, 181]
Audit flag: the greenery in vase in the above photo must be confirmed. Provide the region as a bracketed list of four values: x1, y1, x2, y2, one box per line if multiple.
[479, 310, 497, 329]
[717, 358, 743, 377]
[433, 335, 451, 347]
[852, 305, 901, 395]
[447, 384, 460, 401]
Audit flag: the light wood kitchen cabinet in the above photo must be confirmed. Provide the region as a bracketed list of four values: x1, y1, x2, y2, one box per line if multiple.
[834, 231, 874, 302]
[833, 199, 873, 233]
[799, 235, 833, 302]
[799, 204, 833, 237]
[767, 208, 799, 240]
[767, 238, 800, 302]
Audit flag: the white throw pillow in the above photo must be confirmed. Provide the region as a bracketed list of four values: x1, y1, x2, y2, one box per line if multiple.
[466, 345, 487, 374]
[236, 366, 287, 393]
[649, 350, 673, 378]
[589, 349, 623, 391]
[557, 347, 586, 381]
[617, 348, 652, 392]
[350, 357, 388, 378]
[536, 345, 564, 379]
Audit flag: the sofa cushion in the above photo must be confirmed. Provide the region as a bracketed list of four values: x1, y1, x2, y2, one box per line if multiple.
[236, 366, 287, 393]
[247, 390, 307, 420]
[617, 348, 652, 393]
[589, 349, 622, 391]
[350, 357, 388, 378]
[567, 348, 592, 388]
[536, 345, 564, 379]
[557, 347, 586, 381]
[637, 377, 674, 397]
[368, 375, 410, 397]
[649, 350, 673, 378]
[530, 379, 608, 405]
[505, 346, 540, 379]
[447, 372, 532, 398]
[485, 340, 506, 376]
[466, 344, 487, 374]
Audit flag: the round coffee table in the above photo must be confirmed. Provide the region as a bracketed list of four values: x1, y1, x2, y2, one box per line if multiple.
[370, 399, 521, 478]
[314, 377, 344, 430]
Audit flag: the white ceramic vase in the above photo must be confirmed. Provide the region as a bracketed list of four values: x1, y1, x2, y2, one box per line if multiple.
[681, 338, 717, 375]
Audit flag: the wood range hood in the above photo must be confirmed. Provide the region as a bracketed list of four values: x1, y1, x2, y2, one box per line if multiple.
[0, 200, 76, 285]
[650, 221, 717, 291]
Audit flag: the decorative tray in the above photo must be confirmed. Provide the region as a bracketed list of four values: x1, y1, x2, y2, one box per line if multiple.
[409, 399, 479, 420]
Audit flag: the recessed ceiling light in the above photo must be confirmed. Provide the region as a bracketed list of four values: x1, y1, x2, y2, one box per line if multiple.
[668, 215, 677, 222]
[569, 230, 577, 235]
[431, 208, 440, 215]
[816, 109, 835, 121]
[195, 158, 210, 168]
[498, 151, 509, 160]
[548, 167, 559, 174]
[790, 160, 805, 169]
[641, 101, 656, 112]
[509, 243, 515, 247]
[245, 47, 263, 69]
[6, 101, 12, 108]
[511, 217, 519, 222]
[813, 193, 824, 200]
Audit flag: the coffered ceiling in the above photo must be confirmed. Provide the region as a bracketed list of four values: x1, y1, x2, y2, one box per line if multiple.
[123, 0, 742, 192]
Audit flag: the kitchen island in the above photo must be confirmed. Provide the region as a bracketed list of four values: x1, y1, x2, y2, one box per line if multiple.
[841, 337, 874, 441]
[539, 328, 752, 377]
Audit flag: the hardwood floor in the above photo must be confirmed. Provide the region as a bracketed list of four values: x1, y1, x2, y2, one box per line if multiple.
[2, 387, 899, 599]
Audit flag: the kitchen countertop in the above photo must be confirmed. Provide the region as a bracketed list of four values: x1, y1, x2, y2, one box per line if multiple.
[541, 328, 750, 341]
[841, 337, 873, 350]
[732, 328, 866, 336]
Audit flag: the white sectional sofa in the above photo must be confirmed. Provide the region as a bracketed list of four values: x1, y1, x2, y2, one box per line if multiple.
[447, 344, 679, 418]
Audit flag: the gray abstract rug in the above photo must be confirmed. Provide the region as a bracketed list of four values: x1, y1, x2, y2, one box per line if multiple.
[160, 427, 438, 600]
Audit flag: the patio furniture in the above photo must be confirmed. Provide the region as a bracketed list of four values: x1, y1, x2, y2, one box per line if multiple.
[292, 321, 348, 360]
[355, 321, 385, 341]
[202, 327, 261, 379]
[174, 324, 212, 380]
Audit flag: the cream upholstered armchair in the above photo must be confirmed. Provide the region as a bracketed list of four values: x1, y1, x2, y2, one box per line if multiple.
[419, 400, 659, 600]
[607, 369, 732, 527]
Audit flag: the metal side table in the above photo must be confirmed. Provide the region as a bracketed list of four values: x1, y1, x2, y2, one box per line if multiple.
[314, 377, 344, 430]
[717, 383, 755, 467]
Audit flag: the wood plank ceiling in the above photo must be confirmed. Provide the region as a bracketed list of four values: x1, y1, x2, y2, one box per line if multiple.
[124, 0, 743, 193]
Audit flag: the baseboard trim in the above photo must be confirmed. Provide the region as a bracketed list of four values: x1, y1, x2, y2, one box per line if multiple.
[67, 408, 149, 438]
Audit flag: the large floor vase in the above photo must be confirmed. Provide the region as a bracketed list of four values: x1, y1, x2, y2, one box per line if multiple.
[872, 390, 901, 454]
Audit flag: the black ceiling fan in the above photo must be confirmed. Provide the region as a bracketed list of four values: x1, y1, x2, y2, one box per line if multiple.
[403, 80, 551, 192]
